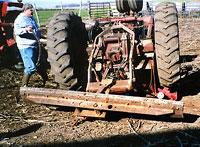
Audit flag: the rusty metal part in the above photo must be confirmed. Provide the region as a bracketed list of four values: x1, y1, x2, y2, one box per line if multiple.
[0, 23, 13, 27]
[69, 116, 86, 127]
[74, 108, 106, 118]
[181, 96, 200, 116]
[87, 23, 136, 93]
[87, 80, 129, 93]
[140, 39, 154, 53]
[96, 79, 114, 93]
[20, 87, 184, 118]
[101, 16, 153, 39]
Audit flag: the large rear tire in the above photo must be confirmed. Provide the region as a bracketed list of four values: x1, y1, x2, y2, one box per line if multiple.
[128, 0, 143, 12]
[46, 12, 88, 90]
[116, 0, 130, 13]
[154, 2, 180, 88]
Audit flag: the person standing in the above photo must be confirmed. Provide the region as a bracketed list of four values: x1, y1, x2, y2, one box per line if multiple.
[14, 3, 47, 87]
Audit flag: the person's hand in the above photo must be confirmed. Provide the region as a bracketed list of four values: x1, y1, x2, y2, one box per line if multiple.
[25, 26, 33, 32]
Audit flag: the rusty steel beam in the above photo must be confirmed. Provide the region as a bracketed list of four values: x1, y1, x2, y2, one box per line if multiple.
[20, 87, 184, 118]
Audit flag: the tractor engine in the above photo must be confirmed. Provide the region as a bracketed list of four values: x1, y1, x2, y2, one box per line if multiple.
[101, 35, 128, 80]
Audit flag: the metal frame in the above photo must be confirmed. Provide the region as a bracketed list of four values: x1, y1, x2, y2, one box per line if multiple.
[88, 2, 111, 19]
[87, 16, 157, 96]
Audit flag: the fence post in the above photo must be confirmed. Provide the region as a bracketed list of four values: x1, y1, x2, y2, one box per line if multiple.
[108, 3, 111, 17]
[88, 0, 91, 19]
[79, 1, 82, 17]
[61, 2, 63, 11]
[34, 4, 40, 27]
[182, 2, 186, 18]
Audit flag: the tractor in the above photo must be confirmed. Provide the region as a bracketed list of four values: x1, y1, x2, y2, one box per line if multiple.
[21, 0, 188, 119]
[0, 0, 23, 67]
[46, 0, 180, 100]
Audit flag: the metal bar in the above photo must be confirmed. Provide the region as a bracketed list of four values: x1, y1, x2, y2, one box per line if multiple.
[0, 23, 13, 27]
[7, 2, 23, 7]
[20, 87, 184, 118]
[89, 2, 111, 5]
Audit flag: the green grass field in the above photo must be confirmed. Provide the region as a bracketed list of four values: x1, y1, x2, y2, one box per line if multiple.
[34, 9, 88, 26]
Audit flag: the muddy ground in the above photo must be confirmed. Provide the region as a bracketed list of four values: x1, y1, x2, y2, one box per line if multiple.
[0, 18, 200, 146]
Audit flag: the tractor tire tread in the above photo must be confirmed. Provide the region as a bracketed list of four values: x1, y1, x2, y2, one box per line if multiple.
[154, 2, 180, 88]
[47, 12, 88, 90]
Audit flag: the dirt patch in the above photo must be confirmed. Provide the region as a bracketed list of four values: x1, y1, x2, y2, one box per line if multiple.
[0, 18, 200, 146]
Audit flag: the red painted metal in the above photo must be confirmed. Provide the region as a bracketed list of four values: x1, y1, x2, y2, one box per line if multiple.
[100, 16, 153, 30]
[139, 17, 153, 38]
[108, 16, 153, 39]
[109, 16, 153, 27]
[138, 16, 153, 27]
[7, 38, 15, 47]
[158, 87, 178, 101]
[0, 2, 16, 51]
[105, 43, 122, 62]
[0, 23, 13, 27]
[104, 37, 119, 42]
[149, 59, 157, 95]
[110, 17, 137, 22]
[143, 43, 154, 52]
[2, 2, 8, 19]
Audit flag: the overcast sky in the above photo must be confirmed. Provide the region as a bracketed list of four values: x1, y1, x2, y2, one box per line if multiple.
[8, 0, 200, 9]
[22, 0, 115, 8]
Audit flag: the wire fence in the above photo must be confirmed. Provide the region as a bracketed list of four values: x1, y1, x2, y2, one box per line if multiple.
[88, 2, 111, 19]
[178, 10, 200, 18]
[87, 2, 200, 19]
[141, 10, 200, 18]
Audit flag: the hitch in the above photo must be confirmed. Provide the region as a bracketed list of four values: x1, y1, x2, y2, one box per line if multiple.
[20, 87, 184, 118]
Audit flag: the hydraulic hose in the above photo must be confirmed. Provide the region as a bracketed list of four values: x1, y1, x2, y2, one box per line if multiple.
[32, 31, 41, 67]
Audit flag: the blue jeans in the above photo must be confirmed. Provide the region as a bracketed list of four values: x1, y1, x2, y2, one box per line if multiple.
[19, 47, 37, 75]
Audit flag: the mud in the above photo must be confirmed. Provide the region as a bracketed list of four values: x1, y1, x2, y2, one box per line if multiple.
[0, 18, 200, 146]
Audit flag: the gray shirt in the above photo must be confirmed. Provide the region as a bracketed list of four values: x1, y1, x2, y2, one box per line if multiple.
[14, 12, 40, 49]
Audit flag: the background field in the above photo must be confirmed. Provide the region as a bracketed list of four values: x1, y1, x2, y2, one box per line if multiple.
[34, 9, 89, 26]
[34, 8, 200, 26]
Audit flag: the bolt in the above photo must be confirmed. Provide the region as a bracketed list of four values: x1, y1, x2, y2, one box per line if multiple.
[95, 110, 102, 116]
[93, 103, 98, 107]
[157, 92, 165, 99]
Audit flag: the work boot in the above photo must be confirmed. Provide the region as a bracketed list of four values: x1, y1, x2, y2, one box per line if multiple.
[22, 73, 31, 87]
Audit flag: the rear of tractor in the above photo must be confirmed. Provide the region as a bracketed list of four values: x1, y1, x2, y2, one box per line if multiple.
[46, 0, 180, 100]
[87, 1, 180, 100]
[20, 0, 185, 120]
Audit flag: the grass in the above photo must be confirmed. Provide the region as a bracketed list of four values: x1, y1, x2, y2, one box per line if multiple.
[33, 9, 89, 26]
[34, 10, 60, 26]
